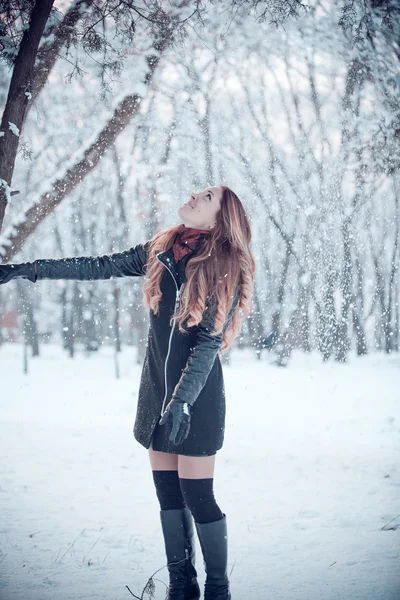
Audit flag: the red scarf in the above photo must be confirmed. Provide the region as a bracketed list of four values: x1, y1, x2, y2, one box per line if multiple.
[172, 224, 210, 263]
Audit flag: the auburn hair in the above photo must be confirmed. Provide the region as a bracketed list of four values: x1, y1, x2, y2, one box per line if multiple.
[142, 186, 255, 354]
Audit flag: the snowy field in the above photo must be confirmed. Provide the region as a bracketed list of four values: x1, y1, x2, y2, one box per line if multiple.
[0, 342, 399, 600]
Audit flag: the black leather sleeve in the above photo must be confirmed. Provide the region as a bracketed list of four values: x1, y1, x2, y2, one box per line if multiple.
[34, 241, 151, 281]
[170, 285, 240, 407]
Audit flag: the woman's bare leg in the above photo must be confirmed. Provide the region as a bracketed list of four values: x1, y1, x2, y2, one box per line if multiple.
[148, 450, 216, 476]
[178, 454, 216, 479]
[148, 448, 179, 471]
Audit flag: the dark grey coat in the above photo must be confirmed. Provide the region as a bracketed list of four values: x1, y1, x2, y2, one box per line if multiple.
[32, 239, 240, 456]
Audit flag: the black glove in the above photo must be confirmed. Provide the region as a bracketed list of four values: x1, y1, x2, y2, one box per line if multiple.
[0, 262, 36, 284]
[159, 400, 192, 445]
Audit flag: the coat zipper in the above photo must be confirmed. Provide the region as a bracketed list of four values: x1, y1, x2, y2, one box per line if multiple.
[156, 253, 182, 417]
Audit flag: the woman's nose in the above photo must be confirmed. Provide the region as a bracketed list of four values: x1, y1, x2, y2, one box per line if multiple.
[190, 193, 197, 201]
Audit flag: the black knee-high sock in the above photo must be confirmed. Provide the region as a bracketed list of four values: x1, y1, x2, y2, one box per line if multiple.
[179, 478, 223, 524]
[152, 470, 186, 510]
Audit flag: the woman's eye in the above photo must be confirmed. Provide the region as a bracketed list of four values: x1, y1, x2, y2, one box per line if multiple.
[206, 193, 212, 200]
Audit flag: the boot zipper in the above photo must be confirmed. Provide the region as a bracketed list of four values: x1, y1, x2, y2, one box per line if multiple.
[156, 253, 183, 418]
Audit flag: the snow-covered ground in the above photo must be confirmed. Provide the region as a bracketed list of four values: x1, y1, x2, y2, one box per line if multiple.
[0, 342, 399, 600]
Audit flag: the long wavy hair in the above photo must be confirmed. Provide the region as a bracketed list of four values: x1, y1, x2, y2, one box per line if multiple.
[142, 185, 255, 354]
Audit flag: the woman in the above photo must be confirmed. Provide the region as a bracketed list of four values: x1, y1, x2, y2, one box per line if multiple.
[0, 185, 255, 600]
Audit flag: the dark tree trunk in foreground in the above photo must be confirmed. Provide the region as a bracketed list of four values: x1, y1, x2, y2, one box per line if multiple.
[0, 0, 55, 232]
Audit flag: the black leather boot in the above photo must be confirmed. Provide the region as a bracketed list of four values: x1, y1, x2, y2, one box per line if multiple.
[195, 514, 231, 600]
[160, 506, 201, 600]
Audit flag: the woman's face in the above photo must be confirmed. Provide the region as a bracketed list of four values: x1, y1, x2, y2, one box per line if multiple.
[178, 186, 223, 230]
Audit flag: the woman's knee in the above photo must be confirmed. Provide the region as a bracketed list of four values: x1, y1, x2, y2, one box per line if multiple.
[152, 470, 185, 510]
[177, 455, 222, 524]
[178, 477, 223, 523]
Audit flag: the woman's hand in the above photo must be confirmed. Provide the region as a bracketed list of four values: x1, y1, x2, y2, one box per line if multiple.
[0, 263, 36, 284]
[159, 400, 192, 445]
[0, 265, 12, 284]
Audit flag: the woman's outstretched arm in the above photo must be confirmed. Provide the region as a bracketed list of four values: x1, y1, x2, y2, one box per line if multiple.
[0, 241, 150, 284]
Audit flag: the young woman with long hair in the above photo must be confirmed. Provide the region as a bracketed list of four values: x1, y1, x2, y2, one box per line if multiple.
[0, 185, 255, 600]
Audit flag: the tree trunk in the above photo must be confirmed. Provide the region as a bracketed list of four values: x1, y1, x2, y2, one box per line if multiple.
[16, 280, 40, 357]
[248, 283, 265, 360]
[113, 285, 121, 354]
[317, 271, 339, 362]
[353, 255, 368, 356]
[0, 0, 55, 232]
[335, 219, 352, 362]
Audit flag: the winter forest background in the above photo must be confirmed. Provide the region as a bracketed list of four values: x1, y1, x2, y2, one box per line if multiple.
[1, 2, 400, 600]
[1, 0, 399, 366]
